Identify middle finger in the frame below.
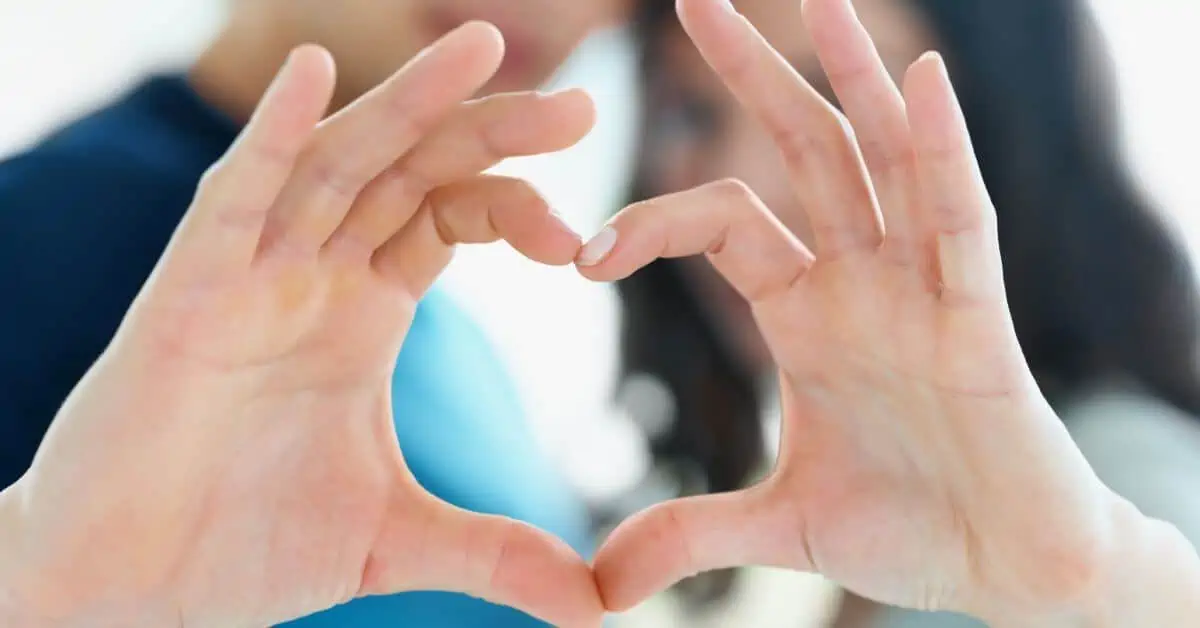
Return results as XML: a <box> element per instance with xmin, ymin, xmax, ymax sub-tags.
<box><xmin>677</xmin><ymin>0</ymin><xmax>883</xmax><ymax>257</ymax></box>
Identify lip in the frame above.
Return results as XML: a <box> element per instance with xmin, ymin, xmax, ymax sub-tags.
<box><xmin>423</xmin><ymin>7</ymin><xmax>538</xmax><ymax>81</ymax></box>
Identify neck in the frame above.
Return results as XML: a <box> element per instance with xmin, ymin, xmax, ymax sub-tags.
<box><xmin>189</xmin><ymin>4</ymin><xmax>303</xmax><ymax>125</ymax></box>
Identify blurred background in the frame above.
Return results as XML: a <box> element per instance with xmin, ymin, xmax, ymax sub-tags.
<box><xmin>2</xmin><ymin>1</ymin><xmax>1198</xmax><ymax>626</ymax></box>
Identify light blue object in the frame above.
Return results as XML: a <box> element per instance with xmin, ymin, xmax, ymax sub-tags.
<box><xmin>282</xmin><ymin>290</ymin><xmax>591</xmax><ymax>627</ymax></box>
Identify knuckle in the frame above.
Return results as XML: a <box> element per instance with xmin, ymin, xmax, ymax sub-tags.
<box><xmin>303</xmin><ymin>153</ymin><xmax>363</xmax><ymax>202</ymax></box>
<box><xmin>771</xmin><ymin>110</ymin><xmax>851</xmax><ymax>169</ymax></box>
<box><xmin>384</xmin><ymin>92</ymin><xmax>439</xmax><ymax>140</ymax></box>
<box><xmin>471</xmin><ymin>120</ymin><xmax>506</xmax><ymax>167</ymax></box>
<box><xmin>861</xmin><ymin>138</ymin><xmax>916</xmax><ymax>177</ymax></box>
<box><xmin>711</xmin><ymin>177</ymin><xmax>758</xmax><ymax>206</ymax></box>
<box><xmin>710</xmin><ymin>178</ymin><xmax>769</xmax><ymax>226</ymax></box>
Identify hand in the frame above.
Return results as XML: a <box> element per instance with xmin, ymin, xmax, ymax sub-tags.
<box><xmin>582</xmin><ymin>0</ymin><xmax>1118</xmax><ymax>620</ymax></box>
<box><xmin>0</xmin><ymin>23</ymin><xmax>603</xmax><ymax>628</ymax></box>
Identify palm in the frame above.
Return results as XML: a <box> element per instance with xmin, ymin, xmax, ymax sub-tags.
<box><xmin>143</xmin><ymin>257</ymin><xmax>416</xmax><ymax>382</ymax></box>
<box><xmin>103</xmin><ymin>263</ymin><xmax>416</xmax><ymax>625</ymax></box>
<box><xmin>757</xmin><ymin>260</ymin><xmax>1075</xmax><ymax>609</ymax></box>
<box><xmin>7</xmin><ymin>30</ymin><xmax>603</xmax><ymax>628</ymax></box>
<box><xmin>593</xmin><ymin>0</ymin><xmax>1114</xmax><ymax>619</ymax></box>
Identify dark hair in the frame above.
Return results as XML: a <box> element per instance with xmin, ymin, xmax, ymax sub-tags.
<box><xmin>615</xmin><ymin>0</ymin><xmax>1200</xmax><ymax>605</ymax></box>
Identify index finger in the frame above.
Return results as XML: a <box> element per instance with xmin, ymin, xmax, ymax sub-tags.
<box><xmin>576</xmin><ymin>179</ymin><xmax>812</xmax><ymax>305</ymax></box>
<box><xmin>260</xmin><ymin>21</ymin><xmax>506</xmax><ymax>255</ymax></box>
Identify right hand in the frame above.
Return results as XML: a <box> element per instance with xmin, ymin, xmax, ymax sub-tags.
<box><xmin>0</xmin><ymin>23</ymin><xmax>603</xmax><ymax>628</ymax></box>
<box><xmin>584</xmin><ymin>0</ymin><xmax>1119</xmax><ymax>622</ymax></box>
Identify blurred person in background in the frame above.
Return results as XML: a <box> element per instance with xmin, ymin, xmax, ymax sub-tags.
<box><xmin>610</xmin><ymin>0</ymin><xmax>1200</xmax><ymax>624</ymax></box>
<box><xmin>0</xmin><ymin>1</ymin><xmax>629</xmax><ymax>626</ymax></box>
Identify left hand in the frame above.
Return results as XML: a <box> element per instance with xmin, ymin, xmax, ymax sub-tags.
<box><xmin>0</xmin><ymin>26</ymin><xmax>603</xmax><ymax>628</ymax></box>
<box><xmin>582</xmin><ymin>0</ymin><xmax>1119</xmax><ymax>621</ymax></box>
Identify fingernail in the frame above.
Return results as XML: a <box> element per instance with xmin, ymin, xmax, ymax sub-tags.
<box><xmin>577</xmin><ymin>226</ymin><xmax>618</xmax><ymax>267</ymax></box>
<box><xmin>714</xmin><ymin>0</ymin><xmax>737</xmax><ymax>14</ymax></box>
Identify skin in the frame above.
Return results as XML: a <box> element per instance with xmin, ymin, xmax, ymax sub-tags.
<box><xmin>1</xmin><ymin>1</ymin><xmax>1198</xmax><ymax>626</ymax></box>
<box><xmin>581</xmin><ymin>0</ymin><xmax>1200</xmax><ymax>624</ymax></box>
<box><xmin>192</xmin><ymin>0</ymin><xmax>631</xmax><ymax>123</ymax></box>
<box><xmin>0</xmin><ymin>25</ymin><xmax>605</xmax><ymax>628</ymax></box>
<box><xmin>642</xmin><ymin>0</ymin><xmax>934</xmax><ymax>370</ymax></box>
<box><xmin>645</xmin><ymin>0</ymin><xmax>930</xmax><ymax>622</ymax></box>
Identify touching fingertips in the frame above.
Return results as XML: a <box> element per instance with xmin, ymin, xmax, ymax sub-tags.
<box><xmin>548</xmin><ymin>209</ymin><xmax>582</xmax><ymax>240</ymax></box>
<box><xmin>576</xmin><ymin>226</ymin><xmax>618</xmax><ymax>267</ymax></box>
<box><xmin>544</xmin><ymin>88</ymin><xmax>597</xmax><ymax>122</ymax></box>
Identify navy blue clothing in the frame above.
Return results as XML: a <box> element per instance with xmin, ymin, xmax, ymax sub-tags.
<box><xmin>0</xmin><ymin>76</ymin><xmax>589</xmax><ymax>626</ymax></box>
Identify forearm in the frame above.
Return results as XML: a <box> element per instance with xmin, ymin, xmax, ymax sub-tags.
<box><xmin>0</xmin><ymin>481</ymin><xmax>179</xmax><ymax>628</ymax></box>
<box><xmin>989</xmin><ymin>497</ymin><xmax>1200</xmax><ymax>627</ymax></box>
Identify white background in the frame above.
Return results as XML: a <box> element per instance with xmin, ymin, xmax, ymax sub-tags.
<box><xmin>2</xmin><ymin>0</ymin><xmax>1198</xmax><ymax>545</ymax></box>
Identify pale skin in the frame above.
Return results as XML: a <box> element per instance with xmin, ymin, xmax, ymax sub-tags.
<box><xmin>579</xmin><ymin>0</ymin><xmax>1200</xmax><ymax>625</ymax></box>
<box><xmin>1</xmin><ymin>1</ymin><xmax>1199</xmax><ymax>628</ymax></box>
<box><xmin>0</xmin><ymin>23</ymin><xmax>605</xmax><ymax>628</ymax></box>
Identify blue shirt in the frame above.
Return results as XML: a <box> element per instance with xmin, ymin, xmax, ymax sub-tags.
<box><xmin>0</xmin><ymin>76</ymin><xmax>589</xmax><ymax>626</ymax></box>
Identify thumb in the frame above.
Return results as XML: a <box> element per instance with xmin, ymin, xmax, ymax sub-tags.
<box><xmin>592</xmin><ymin>482</ymin><xmax>797</xmax><ymax>612</ymax></box>
<box><xmin>363</xmin><ymin>493</ymin><xmax>604</xmax><ymax>627</ymax></box>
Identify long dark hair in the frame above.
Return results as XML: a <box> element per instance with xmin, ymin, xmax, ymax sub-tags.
<box><xmin>615</xmin><ymin>0</ymin><xmax>1200</xmax><ymax>605</ymax></box>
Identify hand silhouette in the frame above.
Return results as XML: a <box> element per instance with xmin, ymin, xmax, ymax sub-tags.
<box><xmin>1</xmin><ymin>23</ymin><xmax>603</xmax><ymax>628</ymax></box>
<box><xmin>584</xmin><ymin>0</ymin><xmax>1116</xmax><ymax>621</ymax></box>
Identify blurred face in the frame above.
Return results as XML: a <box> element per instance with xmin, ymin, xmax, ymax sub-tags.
<box><xmin>642</xmin><ymin>0</ymin><xmax>934</xmax><ymax>370</ymax></box>
<box><xmin>288</xmin><ymin>0</ymin><xmax>630</xmax><ymax>99</ymax></box>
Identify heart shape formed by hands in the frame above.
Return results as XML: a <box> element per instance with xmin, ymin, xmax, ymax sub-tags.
<box><xmin>0</xmin><ymin>1</ymin><xmax>1140</xmax><ymax>627</ymax></box>
<box><xmin>581</xmin><ymin>1</ymin><xmax>1117</xmax><ymax>623</ymax></box>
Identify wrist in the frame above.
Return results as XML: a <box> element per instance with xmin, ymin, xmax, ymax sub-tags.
<box><xmin>984</xmin><ymin>494</ymin><xmax>1200</xmax><ymax>627</ymax></box>
<box><xmin>0</xmin><ymin>482</ymin><xmax>85</xmax><ymax>627</ymax></box>
<box><xmin>0</xmin><ymin>483</ymin><xmax>37</xmax><ymax>626</ymax></box>
<box><xmin>0</xmin><ymin>481</ymin><xmax>186</xmax><ymax>628</ymax></box>
<box><xmin>1073</xmin><ymin>499</ymin><xmax>1200</xmax><ymax>627</ymax></box>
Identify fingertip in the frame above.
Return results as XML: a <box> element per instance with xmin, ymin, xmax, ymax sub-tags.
<box><xmin>487</xmin><ymin>523</ymin><xmax>606</xmax><ymax>626</ymax></box>
<box><xmin>798</xmin><ymin>0</ymin><xmax>826</xmax><ymax>21</ymax></box>
<box><xmin>904</xmin><ymin>50</ymin><xmax>969</xmax><ymax>145</ymax></box>
<box><xmin>290</xmin><ymin>44</ymin><xmax>338</xmax><ymax>106</ymax></box>
<box><xmin>457</xmin><ymin>19</ymin><xmax>506</xmax><ymax>53</ymax></box>
<box><xmin>903</xmin><ymin>51</ymin><xmax>946</xmax><ymax>97</ymax></box>
<box><xmin>538</xmin><ymin>88</ymin><xmax>598</xmax><ymax>147</ymax></box>
<box><xmin>679</xmin><ymin>0</ymin><xmax>742</xmax><ymax>32</ymax></box>
<box><xmin>445</xmin><ymin>20</ymin><xmax>506</xmax><ymax>79</ymax></box>
<box><xmin>801</xmin><ymin>0</ymin><xmax>862</xmax><ymax>47</ymax></box>
<box><xmin>552</xmin><ymin>88</ymin><xmax>599</xmax><ymax>136</ymax></box>
<box><xmin>592</xmin><ymin>506</ymin><xmax>691</xmax><ymax>612</ymax></box>
<box><xmin>532</xmin><ymin>210</ymin><xmax>585</xmax><ymax>266</ymax></box>
<box><xmin>256</xmin><ymin>44</ymin><xmax>335</xmax><ymax>124</ymax></box>
<box><xmin>289</xmin><ymin>43</ymin><xmax>336</xmax><ymax>78</ymax></box>
<box><xmin>575</xmin><ymin>226</ymin><xmax>618</xmax><ymax>269</ymax></box>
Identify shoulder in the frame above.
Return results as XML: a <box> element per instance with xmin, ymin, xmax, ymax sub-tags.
<box><xmin>0</xmin><ymin>84</ymin><xmax>215</xmax><ymax>266</ymax></box>
<box><xmin>0</xmin><ymin>127</ymin><xmax>198</xmax><ymax>215</ymax></box>
<box><xmin>0</xmin><ymin>76</ymin><xmax>224</xmax><ymax>217</ymax></box>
